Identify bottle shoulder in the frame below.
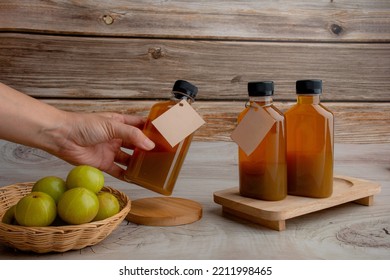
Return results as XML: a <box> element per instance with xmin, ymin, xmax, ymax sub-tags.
<box><xmin>151</xmin><ymin>99</ymin><xmax>175</xmax><ymax>109</ymax></box>
<box><xmin>148</xmin><ymin>100</ymin><xmax>176</xmax><ymax>119</ymax></box>
<box><xmin>319</xmin><ymin>104</ymin><xmax>334</xmax><ymax>117</ymax></box>
<box><xmin>285</xmin><ymin>103</ymin><xmax>333</xmax><ymax>119</ymax></box>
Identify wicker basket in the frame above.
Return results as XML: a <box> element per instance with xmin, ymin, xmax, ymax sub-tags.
<box><xmin>0</xmin><ymin>182</ymin><xmax>131</xmax><ymax>253</ymax></box>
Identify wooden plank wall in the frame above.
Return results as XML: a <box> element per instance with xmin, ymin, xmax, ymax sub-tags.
<box><xmin>0</xmin><ymin>0</ymin><xmax>389</xmax><ymax>143</ymax></box>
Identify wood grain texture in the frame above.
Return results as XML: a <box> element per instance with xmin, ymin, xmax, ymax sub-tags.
<box><xmin>0</xmin><ymin>141</ymin><xmax>389</xmax><ymax>259</ymax></box>
<box><xmin>39</xmin><ymin>99</ymin><xmax>390</xmax><ymax>144</ymax></box>
<box><xmin>1</xmin><ymin>33</ymin><xmax>389</xmax><ymax>101</ymax></box>
<box><xmin>0</xmin><ymin>0</ymin><xmax>389</xmax><ymax>42</ymax></box>
<box><xmin>126</xmin><ymin>197</ymin><xmax>202</xmax><ymax>226</ymax></box>
<box><xmin>0</xmin><ymin>0</ymin><xmax>388</xmax><ymax>260</ymax></box>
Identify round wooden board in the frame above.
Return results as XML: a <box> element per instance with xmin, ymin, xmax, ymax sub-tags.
<box><xmin>126</xmin><ymin>197</ymin><xmax>202</xmax><ymax>226</ymax></box>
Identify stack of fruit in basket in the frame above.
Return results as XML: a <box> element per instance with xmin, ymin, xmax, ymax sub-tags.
<box><xmin>2</xmin><ymin>165</ymin><xmax>120</xmax><ymax>226</ymax></box>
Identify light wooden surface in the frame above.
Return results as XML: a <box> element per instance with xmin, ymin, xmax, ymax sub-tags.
<box><xmin>0</xmin><ymin>140</ymin><xmax>389</xmax><ymax>260</ymax></box>
<box><xmin>0</xmin><ymin>33</ymin><xmax>389</xmax><ymax>101</ymax></box>
<box><xmin>0</xmin><ymin>0</ymin><xmax>389</xmax><ymax>41</ymax></box>
<box><xmin>1</xmin><ymin>0</ymin><xmax>389</xmax><ymax>101</ymax></box>
<box><xmin>0</xmin><ymin>0</ymin><xmax>389</xmax><ymax>145</ymax></box>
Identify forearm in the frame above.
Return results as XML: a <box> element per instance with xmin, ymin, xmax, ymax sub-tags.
<box><xmin>0</xmin><ymin>83</ymin><xmax>69</xmax><ymax>153</ymax></box>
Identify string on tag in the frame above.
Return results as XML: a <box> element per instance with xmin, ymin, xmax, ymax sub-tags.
<box><xmin>245</xmin><ymin>100</ymin><xmax>273</xmax><ymax>109</ymax></box>
<box><xmin>172</xmin><ymin>91</ymin><xmax>195</xmax><ymax>103</ymax></box>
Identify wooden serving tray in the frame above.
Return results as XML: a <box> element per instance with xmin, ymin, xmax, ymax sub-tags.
<box><xmin>213</xmin><ymin>175</ymin><xmax>381</xmax><ymax>231</ymax></box>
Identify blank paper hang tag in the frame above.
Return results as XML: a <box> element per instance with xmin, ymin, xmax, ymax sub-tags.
<box><xmin>230</xmin><ymin>105</ymin><xmax>276</xmax><ymax>156</ymax></box>
<box><xmin>152</xmin><ymin>100</ymin><xmax>205</xmax><ymax>147</ymax></box>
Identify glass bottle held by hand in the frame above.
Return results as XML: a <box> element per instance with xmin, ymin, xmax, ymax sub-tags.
<box><xmin>124</xmin><ymin>80</ymin><xmax>198</xmax><ymax>195</ymax></box>
<box><xmin>238</xmin><ymin>81</ymin><xmax>287</xmax><ymax>201</ymax></box>
<box><xmin>285</xmin><ymin>80</ymin><xmax>334</xmax><ymax>198</ymax></box>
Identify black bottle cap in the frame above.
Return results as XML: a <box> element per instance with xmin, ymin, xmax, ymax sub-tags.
<box><xmin>172</xmin><ymin>80</ymin><xmax>198</xmax><ymax>99</ymax></box>
<box><xmin>296</xmin><ymin>80</ymin><xmax>322</xmax><ymax>94</ymax></box>
<box><xmin>247</xmin><ymin>81</ymin><xmax>274</xmax><ymax>96</ymax></box>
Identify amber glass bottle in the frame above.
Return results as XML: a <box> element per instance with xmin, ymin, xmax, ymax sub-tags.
<box><xmin>124</xmin><ymin>80</ymin><xmax>198</xmax><ymax>195</ymax></box>
<box><xmin>285</xmin><ymin>80</ymin><xmax>334</xmax><ymax>198</ymax></box>
<box><xmin>238</xmin><ymin>81</ymin><xmax>287</xmax><ymax>201</ymax></box>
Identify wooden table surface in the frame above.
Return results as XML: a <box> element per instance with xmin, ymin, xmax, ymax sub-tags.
<box><xmin>0</xmin><ymin>140</ymin><xmax>389</xmax><ymax>260</ymax></box>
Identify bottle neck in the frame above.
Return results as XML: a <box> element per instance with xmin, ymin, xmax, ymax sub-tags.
<box><xmin>248</xmin><ymin>96</ymin><xmax>273</xmax><ymax>106</ymax></box>
<box><xmin>297</xmin><ymin>94</ymin><xmax>320</xmax><ymax>105</ymax></box>
<box><xmin>171</xmin><ymin>92</ymin><xmax>195</xmax><ymax>104</ymax></box>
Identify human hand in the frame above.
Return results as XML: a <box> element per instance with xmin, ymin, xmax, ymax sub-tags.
<box><xmin>52</xmin><ymin>111</ymin><xmax>155</xmax><ymax>180</ymax></box>
<box><xmin>0</xmin><ymin>82</ymin><xmax>155</xmax><ymax>180</ymax></box>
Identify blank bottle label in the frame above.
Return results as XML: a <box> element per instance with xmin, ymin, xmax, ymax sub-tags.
<box><xmin>231</xmin><ymin>105</ymin><xmax>276</xmax><ymax>156</ymax></box>
<box><xmin>152</xmin><ymin>100</ymin><xmax>205</xmax><ymax>147</ymax></box>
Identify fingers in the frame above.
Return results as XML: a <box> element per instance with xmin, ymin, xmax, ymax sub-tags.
<box><xmin>99</xmin><ymin>112</ymin><xmax>147</xmax><ymax>129</ymax></box>
<box><xmin>121</xmin><ymin>114</ymin><xmax>148</xmax><ymax>129</ymax></box>
<box><xmin>114</xmin><ymin>122</ymin><xmax>155</xmax><ymax>151</ymax></box>
<box><xmin>97</xmin><ymin>112</ymin><xmax>155</xmax><ymax>151</ymax></box>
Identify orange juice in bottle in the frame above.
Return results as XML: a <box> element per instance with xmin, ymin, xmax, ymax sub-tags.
<box><xmin>124</xmin><ymin>80</ymin><xmax>198</xmax><ymax>195</ymax></box>
<box><xmin>285</xmin><ymin>80</ymin><xmax>334</xmax><ymax>198</ymax></box>
<box><xmin>238</xmin><ymin>81</ymin><xmax>287</xmax><ymax>201</ymax></box>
